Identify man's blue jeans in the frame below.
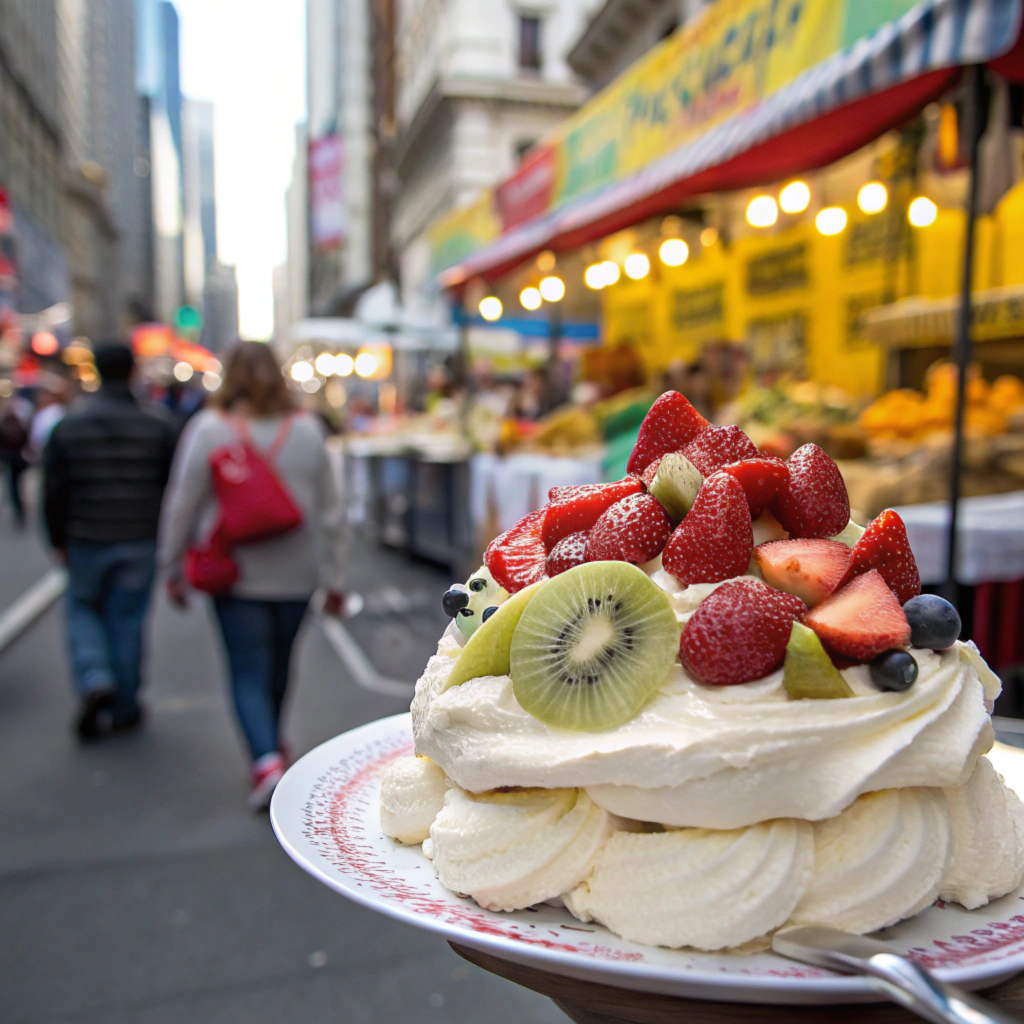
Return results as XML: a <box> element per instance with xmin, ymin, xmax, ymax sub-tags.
<box><xmin>65</xmin><ymin>540</ymin><xmax>157</xmax><ymax>723</ymax></box>
<box><xmin>212</xmin><ymin>595</ymin><xmax>309</xmax><ymax>761</ymax></box>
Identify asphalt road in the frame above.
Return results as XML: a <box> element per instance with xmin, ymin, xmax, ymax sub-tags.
<box><xmin>0</xmin><ymin>513</ymin><xmax>564</xmax><ymax>1024</ymax></box>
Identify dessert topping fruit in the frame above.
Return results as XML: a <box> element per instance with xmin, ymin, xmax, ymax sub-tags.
<box><xmin>783</xmin><ymin>622</ymin><xmax>855</xmax><ymax>699</ymax></box>
<box><xmin>842</xmin><ymin>509</ymin><xmax>922</xmax><ymax>605</ymax></box>
<box><xmin>626</xmin><ymin>391</ymin><xmax>711</xmax><ymax>476</ymax></box>
<box><xmin>718</xmin><ymin>456</ymin><xmax>789</xmax><ymax>519</ymax></box>
<box><xmin>510</xmin><ymin>561</ymin><xmax>680</xmax><ymax>731</ymax></box>
<box><xmin>662</xmin><ymin>472</ymin><xmax>753</xmax><ymax>585</ymax></box>
<box><xmin>584</xmin><ymin>492</ymin><xmax>673</xmax><ymax>565</ymax></box>
<box><xmin>803</xmin><ymin>570</ymin><xmax>911</xmax><ymax>662</ymax></box>
<box><xmin>903</xmin><ymin>594</ymin><xmax>962</xmax><ymax>650</ymax></box>
<box><xmin>679</xmin><ymin>577</ymin><xmax>807</xmax><ymax>686</ymax></box>
<box><xmin>869</xmin><ymin>649</ymin><xmax>919</xmax><ymax>692</ymax></box>
<box><xmin>752</xmin><ymin>538</ymin><xmax>851</xmax><ymax>607</ymax></box>
<box><xmin>542</xmin><ymin>478</ymin><xmax>642</xmax><ymax>550</ymax></box>
<box><xmin>485</xmin><ymin>507</ymin><xmax>549</xmax><ymax>593</ymax></box>
<box><xmin>441</xmin><ymin>584</ymin><xmax>469</xmax><ymax>619</ymax></box>
<box><xmin>641</xmin><ymin>452</ymin><xmax>703</xmax><ymax>522</ymax></box>
<box><xmin>770</xmin><ymin>443</ymin><xmax>850</xmax><ymax>539</ymax></box>
<box><xmin>546</xmin><ymin>531</ymin><xmax>589</xmax><ymax>577</ymax></box>
<box><xmin>444</xmin><ymin>579</ymin><xmax>546</xmax><ymax>690</ymax></box>
<box><xmin>680</xmin><ymin>424</ymin><xmax>760</xmax><ymax>478</ymax></box>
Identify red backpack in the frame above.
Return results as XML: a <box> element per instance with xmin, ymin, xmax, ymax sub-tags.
<box><xmin>186</xmin><ymin>416</ymin><xmax>304</xmax><ymax>594</ymax></box>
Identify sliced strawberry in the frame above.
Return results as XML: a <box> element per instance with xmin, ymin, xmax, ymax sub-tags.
<box><xmin>545</xmin><ymin>531</ymin><xmax>589</xmax><ymax>577</ymax></box>
<box><xmin>484</xmin><ymin>507</ymin><xmax>548</xmax><ymax>593</ymax></box>
<box><xmin>770</xmin><ymin>443</ymin><xmax>850</xmax><ymax>539</ymax></box>
<box><xmin>541</xmin><ymin>477</ymin><xmax>641</xmax><ymax>550</ymax></box>
<box><xmin>584</xmin><ymin>492</ymin><xmax>672</xmax><ymax>565</ymax></box>
<box><xmin>680</xmin><ymin>577</ymin><xmax>807</xmax><ymax>686</ymax></box>
<box><xmin>662</xmin><ymin>472</ymin><xmax>753</xmax><ymax>585</ymax></box>
<box><xmin>842</xmin><ymin>509</ymin><xmax>922</xmax><ymax>605</ymax></box>
<box><xmin>719</xmin><ymin>457</ymin><xmax>789</xmax><ymax>518</ymax></box>
<box><xmin>753</xmin><ymin>538</ymin><xmax>851</xmax><ymax>607</ymax></box>
<box><xmin>680</xmin><ymin>425</ymin><xmax>760</xmax><ymax>478</ymax></box>
<box><xmin>626</xmin><ymin>391</ymin><xmax>710</xmax><ymax>476</ymax></box>
<box><xmin>803</xmin><ymin>570</ymin><xmax>911</xmax><ymax>662</ymax></box>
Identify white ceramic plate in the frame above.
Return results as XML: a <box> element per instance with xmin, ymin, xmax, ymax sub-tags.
<box><xmin>271</xmin><ymin>713</ymin><xmax>1024</xmax><ymax>1004</ymax></box>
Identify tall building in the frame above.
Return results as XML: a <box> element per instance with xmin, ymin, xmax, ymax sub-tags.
<box><xmin>0</xmin><ymin>0</ymin><xmax>69</xmax><ymax>319</ymax></box>
<box><xmin>278</xmin><ymin>121</ymin><xmax>309</xmax><ymax>340</ymax></box>
<box><xmin>201</xmin><ymin>260</ymin><xmax>239</xmax><ymax>353</ymax></box>
<box><xmin>305</xmin><ymin>0</ymin><xmax>373</xmax><ymax>314</ymax></box>
<box><xmin>182</xmin><ymin>98</ymin><xmax>218</xmax><ymax>307</ymax></box>
<box><xmin>392</xmin><ymin>0</ymin><xmax>591</xmax><ymax>320</ymax></box>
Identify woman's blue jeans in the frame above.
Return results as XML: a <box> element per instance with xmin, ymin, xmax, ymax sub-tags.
<box><xmin>212</xmin><ymin>595</ymin><xmax>309</xmax><ymax>761</ymax></box>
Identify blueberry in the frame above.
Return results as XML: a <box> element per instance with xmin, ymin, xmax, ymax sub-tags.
<box><xmin>441</xmin><ymin>586</ymin><xmax>470</xmax><ymax>618</ymax></box>
<box><xmin>903</xmin><ymin>594</ymin><xmax>961</xmax><ymax>650</ymax></box>
<box><xmin>870</xmin><ymin>650</ymin><xmax>919</xmax><ymax>692</ymax></box>
<box><xmin>481</xmin><ymin>606</ymin><xmax>499</xmax><ymax>623</ymax></box>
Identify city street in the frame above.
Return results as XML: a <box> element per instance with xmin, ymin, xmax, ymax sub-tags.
<box><xmin>0</xmin><ymin>508</ymin><xmax>564</xmax><ymax>1024</ymax></box>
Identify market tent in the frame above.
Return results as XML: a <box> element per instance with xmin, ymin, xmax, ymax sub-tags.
<box><xmin>439</xmin><ymin>0</ymin><xmax>1024</xmax><ymax>289</ymax></box>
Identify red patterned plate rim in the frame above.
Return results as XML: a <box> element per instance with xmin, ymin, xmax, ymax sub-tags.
<box><xmin>271</xmin><ymin>714</ymin><xmax>1024</xmax><ymax>1003</ymax></box>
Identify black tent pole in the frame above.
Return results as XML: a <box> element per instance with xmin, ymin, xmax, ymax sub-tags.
<box><xmin>943</xmin><ymin>64</ymin><xmax>985</xmax><ymax>606</ymax></box>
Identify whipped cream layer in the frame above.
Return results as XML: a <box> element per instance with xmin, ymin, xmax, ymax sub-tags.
<box><xmin>564</xmin><ymin>818</ymin><xmax>814</xmax><ymax>951</ymax></box>
<box><xmin>379</xmin><ymin>755</ymin><xmax>449</xmax><ymax>844</ymax></box>
<box><xmin>427</xmin><ymin>786</ymin><xmax>611</xmax><ymax>912</ymax></box>
<box><xmin>414</xmin><ymin>634</ymin><xmax>995</xmax><ymax>829</ymax></box>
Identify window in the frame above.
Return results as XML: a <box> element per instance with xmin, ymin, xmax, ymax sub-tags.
<box><xmin>518</xmin><ymin>15</ymin><xmax>542</xmax><ymax>72</ymax></box>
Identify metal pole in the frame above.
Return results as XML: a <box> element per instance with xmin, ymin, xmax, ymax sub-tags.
<box><xmin>944</xmin><ymin>65</ymin><xmax>985</xmax><ymax>604</ymax></box>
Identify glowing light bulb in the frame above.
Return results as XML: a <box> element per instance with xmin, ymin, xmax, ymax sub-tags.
<box><xmin>314</xmin><ymin>352</ymin><xmax>337</xmax><ymax>375</ymax></box>
<box><xmin>624</xmin><ymin>253</ymin><xmax>650</xmax><ymax>280</ymax></box>
<box><xmin>354</xmin><ymin>352</ymin><xmax>378</xmax><ymax>378</ymax></box>
<box><xmin>658</xmin><ymin>238</ymin><xmax>689</xmax><ymax>267</ymax></box>
<box><xmin>908</xmin><ymin>196</ymin><xmax>937</xmax><ymax>227</ymax></box>
<box><xmin>519</xmin><ymin>286</ymin><xmax>542</xmax><ymax>310</ymax></box>
<box><xmin>857</xmin><ymin>181</ymin><xmax>888</xmax><ymax>214</ymax></box>
<box><xmin>290</xmin><ymin>361</ymin><xmax>314</xmax><ymax>382</ymax></box>
<box><xmin>202</xmin><ymin>371</ymin><xmax>221</xmax><ymax>391</ymax></box>
<box><xmin>335</xmin><ymin>353</ymin><xmax>355</xmax><ymax>376</ymax></box>
<box><xmin>479</xmin><ymin>296</ymin><xmax>502</xmax><ymax>321</ymax></box>
<box><xmin>584</xmin><ymin>263</ymin><xmax>606</xmax><ymax>289</ymax></box>
<box><xmin>746</xmin><ymin>195</ymin><xmax>779</xmax><ymax>228</ymax></box>
<box><xmin>779</xmin><ymin>181</ymin><xmax>810</xmax><ymax>214</ymax></box>
<box><xmin>700</xmin><ymin>227</ymin><xmax>718</xmax><ymax>247</ymax></box>
<box><xmin>173</xmin><ymin>361</ymin><xmax>194</xmax><ymax>382</ymax></box>
<box><xmin>539</xmin><ymin>275</ymin><xmax>565</xmax><ymax>302</ymax></box>
<box><xmin>815</xmin><ymin>206</ymin><xmax>848</xmax><ymax>236</ymax></box>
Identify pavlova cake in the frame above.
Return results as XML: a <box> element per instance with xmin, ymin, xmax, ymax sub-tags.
<box><xmin>379</xmin><ymin>391</ymin><xmax>1024</xmax><ymax>951</ymax></box>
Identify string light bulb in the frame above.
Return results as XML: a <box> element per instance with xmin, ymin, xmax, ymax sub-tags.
<box><xmin>779</xmin><ymin>181</ymin><xmax>811</xmax><ymax>214</ymax></box>
<box><xmin>658</xmin><ymin>238</ymin><xmax>689</xmax><ymax>266</ymax></box>
<box><xmin>519</xmin><ymin>286</ymin><xmax>542</xmax><ymax>310</ymax></box>
<box><xmin>908</xmin><ymin>196</ymin><xmax>938</xmax><ymax>227</ymax></box>
<box><xmin>479</xmin><ymin>296</ymin><xmax>503</xmax><ymax>321</ymax></box>
<box><xmin>857</xmin><ymin>181</ymin><xmax>888</xmax><ymax>214</ymax></box>
<box><xmin>815</xmin><ymin>206</ymin><xmax>848</xmax><ymax>235</ymax></box>
<box><xmin>539</xmin><ymin>275</ymin><xmax>565</xmax><ymax>302</ymax></box>
<box><xmin>624</xmin><ymin>253</ymin><xmax>650</xmax><ymax>280</ymax></box>
<box><xmin>746</xmin><ymin>195</ymin><xmax>779</xmax><ymax>228</ymax></box>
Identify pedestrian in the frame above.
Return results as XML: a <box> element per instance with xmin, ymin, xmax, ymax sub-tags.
<box><xmin>43</xmin><ymin>342</ymin><xmax>179</xmax><ymax>740</ymax></box>
<box><xmin>27</xmin><ymin>373</ymin><xmax>70</xmax><ymax>463</ymax></box>
<box><xmin>0</xmin><ymin>391</ymin><xmax>30</xmax><ymax>527</ymax></box>
<box><xmin>158</xmin><ymin>341</ymin><xmax>347</xmax><ymax>810</ymax></box>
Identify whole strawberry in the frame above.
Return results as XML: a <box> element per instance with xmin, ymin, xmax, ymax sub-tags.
<box><xmin>770</xmin><ymin>443</ymin><xmax>850</xmax><ymax>539</ymax></box>
<box><xmin>542</xmin><ymin>477</ymin><xmax>642</xmax><ymax>550</ymax></box>
<box><xmin>545</xmin><ymin>531</ymin><xmax>589</xmax><ymax>577</ymax></box>
<box><xmin>718</xmin><ymin>456</ymin><xmax>789</xmax><ymax>519</ymax></box>
<box><xmin>680</xmin><ymin>577</ymin><xmax>807</xmax><ymax>685</ymax></box>
<box><xmin>662</xmin><ymin>472</ymin><xmax>753</xmax><ymax>585</ymax></box>
<box><xmin>681</xmin><ymin>425</ymin><xmax>760</xmax><ymax>478</ymax></box>
<box><xmin>485</xmin><ymin>507</ymin><xmax>548</xmax><ymax>593</ymax></box>
<box><xmin>841</xmin><ymin>509</ymin><xmax>921</xmax><ymax>604</ymax></box>
<box><xmin>626</xmin><ymin>391</ymin><xmax>710</xmax><ymax>476</ymax></box>
<box><xmin>584</xmin><ymin>492</ymin><xmax>672</xmax><ymax>564</ymax></box>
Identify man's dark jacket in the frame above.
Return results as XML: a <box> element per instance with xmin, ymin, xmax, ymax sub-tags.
<box><xmin>43</xmin><ymin>382</ymin><xmax>179</xmax><ymax>549</ymax></box>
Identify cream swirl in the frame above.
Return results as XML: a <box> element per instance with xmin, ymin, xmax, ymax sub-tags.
<box><xmin>427</xmin><ymin>787</ymin><xmax>611</xmax><ymax>912</ymax></box>
<box><xmin>791</xmin><ymin>787</ymin><xmax>951</xmax><ymax>934</ymax></box>
<box><xmin>940</xmin><ymin>756</ymin><xmax>1024</xmax><ymax>910</ymax></box>
<box><xmin>564</xmin><ymin>818</ymin><xmax>813</xmax><ymax>950</ymax></box>
<box><xmin>413</xmin><ymin>639</ymin><xmax>994</xmax><ymax>829</ymax></box>
<box><xmin>379</xmin><ymin>755</ymin><xmax>449</xmax><ymax>844</ymax></box>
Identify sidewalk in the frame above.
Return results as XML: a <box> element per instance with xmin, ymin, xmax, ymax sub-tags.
<box><xmin>0</xmin><ymin>527</ymin><xmax>563</xmax><ymax>1024</ymax></box>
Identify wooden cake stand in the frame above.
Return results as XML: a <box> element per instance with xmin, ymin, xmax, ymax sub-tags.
<box><xmin>451</xmin><ymin>943</ymin><xmax>1024</xmax><ymax>1023</ymax></box>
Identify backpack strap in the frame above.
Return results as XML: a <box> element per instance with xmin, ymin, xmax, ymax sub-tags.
<box><xmin>224</xmin><ymin>413</ymin><xmax>293</xmax><ymax>463</ymax></box>
<box><xmin>267</xmin><ymin>415</ymin><xmax>293</xmax><ymax>462</ymax></box>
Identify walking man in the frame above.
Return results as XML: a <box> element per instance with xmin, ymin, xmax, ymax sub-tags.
<box><xmin>43</xmin><ymin>342</ymin><xmax>179</xmax><ymax>740</ymax></box>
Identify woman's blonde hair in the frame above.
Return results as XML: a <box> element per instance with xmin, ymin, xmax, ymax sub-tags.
<box><xmin>214</xmin><ymin>341</ymin><xmax>296</xmax><ymax>416</ymax></box>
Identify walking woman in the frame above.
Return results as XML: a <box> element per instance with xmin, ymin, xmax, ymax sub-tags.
<box><xmin>159</xmin><ymin>342</ymin><xmax>346</xmax><ymax>809</ymax></box>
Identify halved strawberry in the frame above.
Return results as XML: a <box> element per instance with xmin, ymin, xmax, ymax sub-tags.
<box><xmin>680</xmin><ymin>577</ymin><xmax>807</xmax><ymax>685</ymax></box>
<box><xmin>545</xmin><ymin>531</ymin><xmax>589</xmax><ymax>577</ymax></box>
<box><xmin>541</xmin><ymin>477</ymin><xmax>642</xmax><ymax>550</ymax></box>
<box><xmin>770</xmin><ymin>443</ymin><xmax>850</xmax><ymax>539</ymax></box>
<box><xmin>719</xmin><ymin>457</ymin><xmax>789</xmax><ymax>518</ymax></box>
<box><xmin>626</xmin><ymin>391</ymin><xmax>710</xmax><ymax>476</ymax></box>
<box><xmin>681</xmin><ymin>425</ymin><xmax>760</xmax><ymax>478</ymax></box>
<box><xmin>584</xmin><ymin>492</ymin><xmax>672</xmax><ymax>565</ymax></box>
<box><xmin>753</xmin><ymin>538</ymin><xmax>851</xmax><ymax>607</ymax></box>
<box><xmin>803</xmin><ymin>570</ymin><xmax>911</xmax><ymax>662</ymax></box>
<box><xmin>662</xmin><ymin>472</ymin><xmax>753</xmax><ymax>585</ymax></box>
<box><xmin>842</xmin><ymin>509</ymin><xmax>921</xmax><ymax>605</ymax></box>
<box><xmin>484</xmin><ymin>508</ymin><xmax>548</xmax><ymax>593</ymax></box>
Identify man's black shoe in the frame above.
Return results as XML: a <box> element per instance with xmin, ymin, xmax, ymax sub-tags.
<box><xmin>111</xmin><ymin>704</ymin><xmax>145</xmax><ymax>734</ymax></box>
<box><xmin>75</xmin><ymin>689</ymin><xmax>114</xmax><ymax>741</ymax></box>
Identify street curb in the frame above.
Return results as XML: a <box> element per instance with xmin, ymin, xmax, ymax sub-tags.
<box><xmin>0</xmin><ymin>568</ymin><xmax>67</xmax><ymax>653</ymax></box>
<box><xmin>315</xmin><ymin>614</ymin><xmax>415</xmax><ymax>698</ymax></box>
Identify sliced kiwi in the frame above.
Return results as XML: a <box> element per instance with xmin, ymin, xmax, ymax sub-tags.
<box><xmin>510</xmin><ymin>561</ymin><xmax>680</xmax><ymax>731</ymax></box>
<box><xmin>647</xmin><ymin>453</ymin><xmax>703</xmax><ymax>522</ymax></box>
<box><xmin>783</xmin><ymin>622</ymin><xmax>855</xmax><ymax>699</ymax></box>
<box><xmin>443</xmin><ymin>579</ymin><xmax>545</xmax><ymax>690</ymax></box>
<box><xmin>829</xmin><ymin>520</ymin><xmax>866</xmax><ymax>548</ymax></box>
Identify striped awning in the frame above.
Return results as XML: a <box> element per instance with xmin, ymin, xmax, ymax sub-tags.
<box><xmin>440</xmin><ymin>0</ymin><xmax>1024</xmax><ymax>289</ymax></box>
